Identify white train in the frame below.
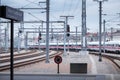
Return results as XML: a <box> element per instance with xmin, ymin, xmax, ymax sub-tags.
<box><xmin>88</xmin><ymin>41</ymin><xmax>120</xmax><ymax>53</ymax></box>
<box><xmin>28</xmin><ymin>40</ymin><xmax>120</xmax><ymax>53</ymax></box>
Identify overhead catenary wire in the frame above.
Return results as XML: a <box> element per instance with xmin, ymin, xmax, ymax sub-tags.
<box><xmin>21</xmin><ymin>0</ymin><xmax>39</xmax><ymax>8</ymax></box>
<box><xmin>62</xmin><ymin>0</ymin><xmax>67</xmax><ymax>15</ymax></box>
<box><xmin>71</xmin><ymin>0</ymin><xmax>80</xmax><ymax>16</ymax></box>
<box><xmin>106</xmin><ymin>16</ymin><xmax>119</xmax><ymax>22</ymax></box>
<box><xmin>68</xmin><ymin>0</ymin><xmax>74</xmax><ymax>15</ymax></box>
<box><xmin>27</xmin><ymin>12</ymin><xmax>43</xmax><ymax>22</ymax></box>
<box><xmin>27</xmin><ymin>0</ymin><xmax>41</xmax><ymax>6</ymax></box>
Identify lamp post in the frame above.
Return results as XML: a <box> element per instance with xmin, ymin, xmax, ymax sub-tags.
<box><xmin>93</xmin><ymin>0</ymin><xmax>108</xmax><ymax>61</ymax></box>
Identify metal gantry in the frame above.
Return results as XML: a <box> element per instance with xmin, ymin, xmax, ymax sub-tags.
<box><xmin>60</xmin><ymin>16</ymin><xmax>74</xmax><ymax>55</ymax></box>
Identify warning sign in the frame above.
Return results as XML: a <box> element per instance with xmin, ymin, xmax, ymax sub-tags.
<box><xmin>54</xmin><ymin>55</ymin><xmax>62</xmax><ymax>64</ymax></box>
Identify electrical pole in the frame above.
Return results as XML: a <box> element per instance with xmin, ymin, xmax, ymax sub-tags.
<box><xmin>0</xmin><ymin>26</ymin><xmax>1</xmax><ymax>49</ymax></box>
<box><xmin>60</xmin><ymin>16</ymin><xmax>74</xmax><ymax>55</ymax></box>
<box><xmin>117</xmin><ymin>13</ymin><xmax>120</xmax><ymax>26</ymax></box>
<box><xmin>0</xmin><ymin>0</ymin><xmax>1</xmax><ymax>49</ymax></box>
<box><xmin>81</xmin><ymin>0</ymin><xmax>87</xmax><ymax>51</ymax></box>
<box><xmin>99</xmin><ymin>1</ymin><xmax>102</xmax><ymax>61</ymax></box>
<box><xmin>46</xmin><ymin>0</ymin><xmax>50</xmax><ymax>63</ymax></box>
<box><xmin>111</xmin><ymin>27</ymin><xmax>113</xmax><ymax>41</ymax></box>
<box><xmin>25</xmin><ymin>32</ymin><xmax>28</xmax><ymax>51</ymax></box>
<box><xmin>93</xmin><ymin>0</ymin><xmax>108</xmax><ymax>61</ymax></box>
<box><xmin>18</xmin><ymin>28</ymin><xmax>20</xmax><ymax>53</ymax></box>
<box><xmin>41</xmin><ymin>21</ymin><xmax>43</xmax><ymax>43</ymax></box>
<box><xmin>63</xmin><ymin>22</ymin><xmax>66</xmax><ymax>56</ymax></box>
<box><xmin>51</xmin><ymin>28</ymin><xmax>53</xmax><ymax>42</ymax></box>
<box><xmin>38</xmin><ymin>27</ymin><xmax>41</xmax><ymax>52</ymax></box>
<box><xmin>103</xmin><ymin>20</ymin><xmax>106</xmax><ymax>53</ymax></box>
<box><xmin>18</xmin><ymin>23</ymin><xmax>23</xmax><ymax>53</ymax></box>
<box><xmin>57</xmin><ymin>32</ymin><xmax>58</xmax><ymax>52</ymax></box>
<box><xmin>5</xmin><ymin>27</ymin><xmax>8</xmax><ymax>52</ymax></box>
<box><xmin>117</xmin><ymin>13</ymin><xmax>120</xmax><ymax>18</ymax></box>
<box><xmin>76</xmin><ymin>26</ymin><xmax>78</xmax><ymax>51</ymax></box>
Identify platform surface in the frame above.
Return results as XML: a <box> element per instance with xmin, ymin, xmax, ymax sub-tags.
<box><xmin>0</xmin><ymin>51</ymin><xmax>120</xmax><ymax>80</ymax></box>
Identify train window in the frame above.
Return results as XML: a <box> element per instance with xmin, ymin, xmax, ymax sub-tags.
<box><xmin>110</xmin><ymin>44</ymin><xmax>114</xmax><ymax>46</ymax></box>
<box><xmin>115</xmin><ymin>44</ymin><xmax>118</xmax><ymax>47</ymax></box>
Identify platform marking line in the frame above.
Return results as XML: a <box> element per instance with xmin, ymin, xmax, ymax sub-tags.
<box><xmin>89</xmin><ymin>55</ymin><xmax>97</xmax><ymax>74</ymax></box>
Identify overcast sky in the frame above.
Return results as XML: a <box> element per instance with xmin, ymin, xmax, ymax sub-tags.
<box><xmin>1</xmin><ymin>0</ymin><xmax>120</xmax><ymax>32</ymax></box>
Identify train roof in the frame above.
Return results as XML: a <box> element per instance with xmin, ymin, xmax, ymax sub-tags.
<box><xmin>88</xmin><ymin>40</ymin><xmax>120</xmax><ymax>45</ymax></box>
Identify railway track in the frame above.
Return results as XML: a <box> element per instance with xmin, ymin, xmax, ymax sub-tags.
<box><xmin>89</xmin><ymin>52</ymin><xmax>120</xmax><ymax>69</ymax></box>
<box><xmin>0</xmin><ymin>50</ymin><xmax>63</xmax><ymax>71</ymax></box>
<box><xmin>0</xmin><ymin>50</ymin><xmax>37</xmax><ymax>62</ymax></box>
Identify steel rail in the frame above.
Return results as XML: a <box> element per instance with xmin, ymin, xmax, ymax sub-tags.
<box><xmin>0</xmin><ymin>50</ymin><xmax>63</xmax><ymax>71</ymax></box>
<box><xmin>89</xmin><ymin>52</ymin><xmax>120</xmax><ymax>69</ymax></box>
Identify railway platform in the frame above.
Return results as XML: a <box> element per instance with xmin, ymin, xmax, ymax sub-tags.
<box><xmin>0</xmin><ymin>51</ymin><xmax>120</xmax><ymax>80</ymax></box>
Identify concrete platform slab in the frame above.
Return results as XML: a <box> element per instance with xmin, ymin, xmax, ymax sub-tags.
<box><xmin>0</xmin><ymin>73</ymin><xmax>105</xmax><ymax>80</ymax></box>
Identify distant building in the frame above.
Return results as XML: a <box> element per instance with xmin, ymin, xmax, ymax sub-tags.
<box><xmin>112</xmin><ymin>31</ymin><xmax>120</xmax><ymax>41</ymax></box>
<box><xmin>87</xmin><ymin>30</ymin><xmax>120</xmax><ymax>42</ymax></box>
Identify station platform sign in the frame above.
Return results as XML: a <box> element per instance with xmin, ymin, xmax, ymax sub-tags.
<box><xmin>0</xmin><ymin>6</ymin><xmax>23</xmax><ymax>21</ymax></box>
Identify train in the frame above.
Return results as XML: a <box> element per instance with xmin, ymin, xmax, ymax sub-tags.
<box><xmin>88</xmin><ymin>41</ymin><xmax>120</xmax><ymax>54</ymax></box>
<box><xmin>27</xmin><ymin>40</ymin><xmax>120</xmax><ymax>54</ymax></box>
